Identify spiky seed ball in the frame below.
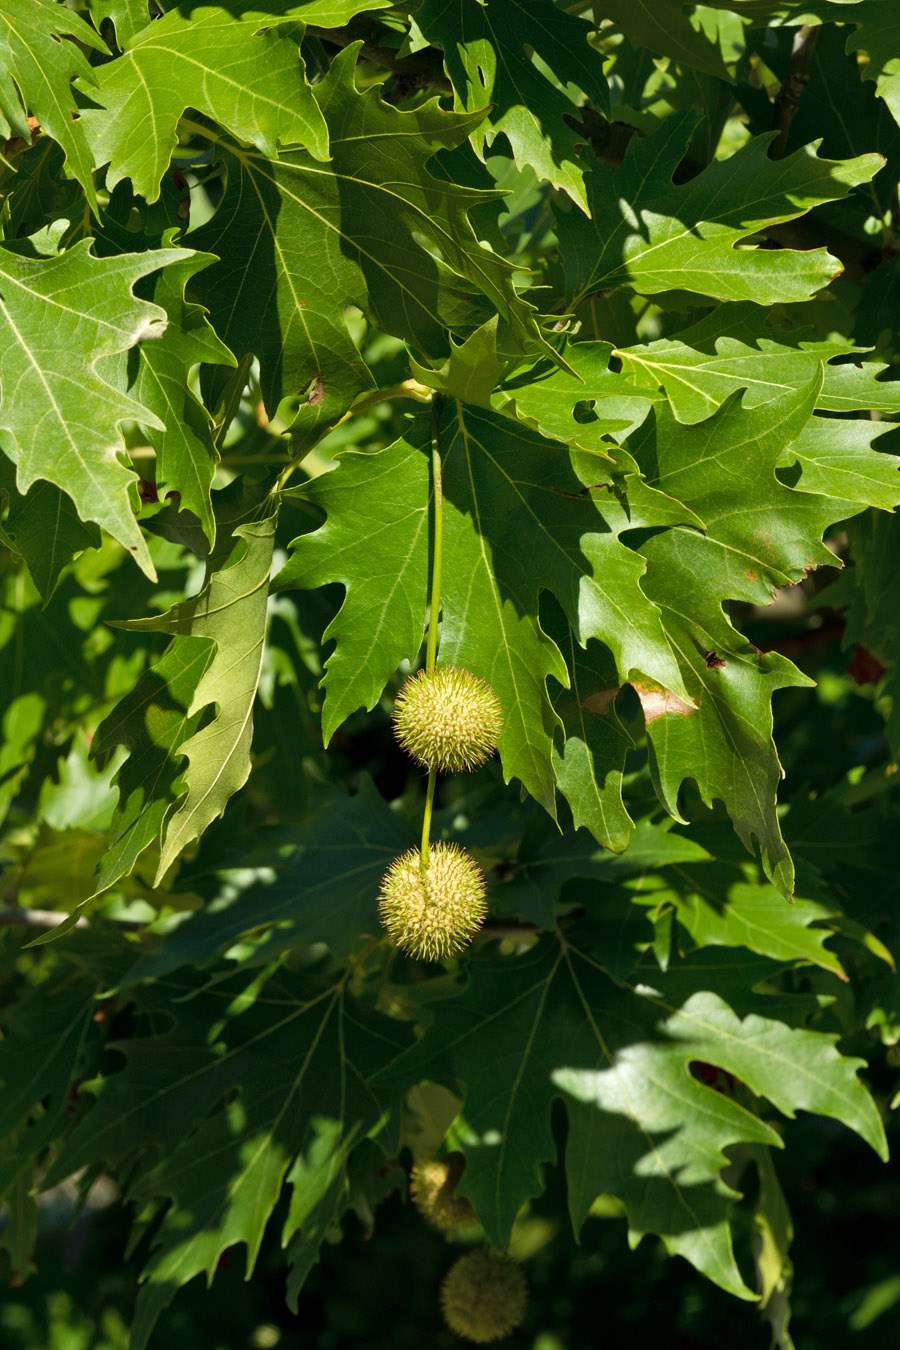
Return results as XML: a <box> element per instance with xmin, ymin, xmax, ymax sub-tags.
<box><xmin>393</xmin><ymin>666</ymin><xmax>503</xmax><ymax>773</ymax></box>
<box><xmin>410</xmin><ymin>1152</ymin><xmax>477</xmax><ymax>1233</ymax></box>
<box><xmin>440</xmin><ymin>1249</ymin><xmax>528</xmax><ymax>1344</ymax></box>
<box><xmin>378</xmin><ymin>842</ymin><xmax>487</xmax><ymax>961</ymax></box>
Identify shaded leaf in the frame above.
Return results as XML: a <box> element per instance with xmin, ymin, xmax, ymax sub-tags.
<box><xmin>543</xmin><ymin>602</ymin><xmax>637</xmax><ymax>853</ymax></box>
<box><xmin>410</xmin><ymin>314</ymin><xmax>508</xmax><ymax>409</ymax></box>
<box><xmin>0</xmin><ymin>446</ymin><xmax>100</xmax><ymax>601</ymax></box>
<box><xmin>376</xmin><ymin>932</ymin><xmax>884</xmax><ymax>1295</ymax></box>
<box><xmin>414</xmin><ymin>0</ymin><xmax>609</xmax><ymax>211</ymax></box>
<box><xmin>0</xmin><ymin>0</ymin><xmax>105</xmax><ymax>207</ymax></box>
<box><xmin>627</xmin><ymin>379</ymin><xmax>862</xmax><ymax>896</ymax></box>
<box><xmin>437</xmin><ymin>400</ymin><xmax>695</xmax><ymax>815</ymax></box>
<box><xmin>118</xmin><ymin>776</ymin><xmax>412</xmax><ymax>983</ymax></box>
<box><xmin>126</xmin><ymin>253</ymin><xmax>235</xmax><ymax>545</ymax></box>
<box><xmin>188</xmin><ymin>46</ymin><xmax>549</xmax><ymax>444</ymax></box>
<box><xmin>111</xmin><ymin>512</ymin><xmax>277</xmax><ymax>882</ymax></box>
<box><xmin>846</xmin><ymin>1</ymin><xmax>900</xmax><ymax>129</ymax></box>
<box><xmin>557</xmin><ymin>114</ymin><xmax>882</xmax><ymax>305</ymax></box>
<box><xmin>834</xmin><ymin>509</ymin><xmax>900</xmax><ymax>755</ymax></box>
<box><xmin>275</xmin><ymin>431</ymin><xmax>430</xmax><ymax>743</ymax></box>
<box><xmin>500</xmin><ymin>339</ymin><xmax>660</xmax><ymax>446</ymax></box>
<box><xmin>44</xmin><ymin>964</ymin><xmax>411</xmax><ymax>1350</ymax></box>
<box><xmin>602</xmin><ymin>0</ymin><xmax>734</xmax><ymax>81</ymax></box>
<box><xmin>89</xmin><ymin>635</ymin><xmax>217</xmax><ymax>897</ymax></box>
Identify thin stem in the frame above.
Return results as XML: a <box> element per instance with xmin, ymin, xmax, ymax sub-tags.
<box><xmin>426</xmin><ymin>395</ymin><xmax>444</xmax><ymax>676</ymax></box>
<box><xmin>420</xmin><ymin>769</ymin><xmax>437</xmax><ymax>866</ymax></box>
<box><xmin>589</xmin><ymin>293</ymin><xmax>601</xmax><ymax>342</ymax></box>
<box><xmin>420</xmin><ymin>396</ymin><xmax>445</xmax><ymax>870</ymax></box>
<box><xmin>275</xmin><ymin>381</ymin><xmax>432</xmax><ymax>492</ymax></box>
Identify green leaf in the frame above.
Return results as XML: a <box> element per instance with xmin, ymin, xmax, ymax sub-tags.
<box><xmin>0</xmin><ymin>446</ymin><xmax>100</xmax><ymax>601</ymax></box>
<box><xmin>500</xmin><ymin>339</ymin><xmax>661</xmax><ymax>446</ymax></box>
<box><xmin>276</xmin><ymin>430</ymin><xmax>430</xmax><ymax>744</ymax></box>
<box><xmin>542</xmin><ymin>603</ymin><xmax>637</xmax><ymax>853</ymax></box>
<box><xmin>85</xmin><ymin>0</ymin><xmax>153</xmax><ymax>47</ymax></box>
<box><xmin>437</xmin><ymin>400</ymin><xmax>696</xmax><ymax>815</ymax></box>
<box><xmin>377</xmin><ymin>932</ymin><xmax>884</xmax><ymax>1296</ymax></box>
<box><xmin>625</xmin><ymin>838</ymin><xmax>851</xmax><ymax>978</ymax></box>
<box><xmin>817</xmin><ymin>358</ymin><xmax>900</xmax><ymax>413</ymax></box>
<box><xmin>79</xmin><ymin>9</ymin><xmax>330</xmax><ymax>202</ymax></box>
<box><xmin>777</xmin><ymin>416</ymin><xmax>900</xmax><ymax>511</ymax></box>
<box><xmin>557</xmin><ymin>114</ymin><xmax>883</xmax><ymax>305</ymax></box>
<box><xmin>751</xmin><ymin>1144</ymin><xmax>794</xmax><ymax>1348</ymax></box>
<box><xmin>618</xmin><ymin>305</ymin><xmax>900</xmax><ymax>425</ymax></box>
<box><xmin>45</xmin><ymin>965</ymin><xmax>411</xmax><ymax>1350</ymax></box>
<box><xmin>0</xmin><ymin>237</ymin><xmax>195</xmax><ymax>579</ymax></box>
<box><xmin>627</xmin><ymin>379</ymin><xmax>863</xmax><ymax>897</ymax></box>
<box><xmin>111</xmin><ymin>512</ymin><xmax>277</xmax><ymax>882</ymax></box>
<box><xmin>89</xmin><ymin>635</ymin><xmax>217</xmax><ymax>898</ymax></box>
<box><xmin>410</xmin><ymin>315</ymin><xmax>508</xmax><ymax>409</ymax></box>
<box><xmin>0</xmin><ymin>135</ymin><xmax>85</xmax><ymax>246</ymax></box>
<box><xmin>38</xmin><ymin>729</ymin><xmax>121</xmax><ymax>832</ymax></box>
<box><xmin>616</xmin><ymin>304</ymin><xmax>856</xmax><ymax>424</ymax></box>
<box><xmin>846</xmin><ymin>1</ymin><xmax>900</xmax><ymax>129</ymax></box>
<box><xmin>121</xmin><ymin>254</ymin><xmax>235</xmax><ymax>546</ymax></box>
<box><xmin>118</xmin><ymin>777</ymin><xmax>412</xmax><ymax>982</ymax></box>
<box><xmin>188</xmin><ymin>46</ymin><xmax>546</xmax><ymax>439</ymax></box>
<box><xmin>495</xmin><ymin>809</ymin><xmax>711</xmax><ymax>932</ymax></box>
<box><xmin>601</xmin><ymin>0</ymin><xmax>734</xmax><ymax>81</ymax></box>
<box><xmin>738</xmin><ymin>22</ymin><xmax>900</xmax><ymax>215</ymax></box>
<box><xmin>414</xmin><ymin>0</ymin><xmax>610</xmax><ymax>212</ymax></box>
<box><xmin>0</xmin><ymin>0</ymin><xmax>106</xmax><ymax>208</ymax></box>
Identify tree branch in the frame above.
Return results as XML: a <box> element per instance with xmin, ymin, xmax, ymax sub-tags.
<box><xmin>0</xmin><ymin>906</ymin><xmax>145</xmax><ymax>933</ymax></box>
<box><xmin>771</xmin><ymin>24</ymin><xmax>821</xmax><ymax>160</ymax></box>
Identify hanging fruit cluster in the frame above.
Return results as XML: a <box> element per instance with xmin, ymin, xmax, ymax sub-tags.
<box><xmin>378</xmin><ymin>400</ymin><xmax>503</xmax><ymax>963</ymax></box>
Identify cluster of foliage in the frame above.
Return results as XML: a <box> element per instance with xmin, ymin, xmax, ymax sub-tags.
<box><xmin>1</xmin><ymin>1</ymin><xmax>899</xmax><ymax>1345</ymax></box>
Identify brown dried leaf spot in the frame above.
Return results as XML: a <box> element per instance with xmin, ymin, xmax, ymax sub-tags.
<box><xmin>579</xmin><ymin>686</ymin><xmax>620</xmax><ymax>717</ymax></box>
<box><xmin>632</xmin><ymin>681</ymin><xmax>695</xmax><ymax>724</ymax></box>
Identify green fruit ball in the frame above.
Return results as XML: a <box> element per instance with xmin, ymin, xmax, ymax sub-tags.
<box><xmin>440</xmin><ymin>1249</ymin><xmax>528</xmax><ymax>1344</ymax></box>
<box><xmin>410</xmin><ymin>1152</ymin><xmax>477</xmax><ymax>1233</ymax></box>
<box><xmin>393</xmin><ymin>666</ymin><xmax>503</xmax><ymax>773</ymax></box>
<box><xmin>378</xmin><ymin>842</ymin><xmax>487</xmax><ymax>961</ymax></box>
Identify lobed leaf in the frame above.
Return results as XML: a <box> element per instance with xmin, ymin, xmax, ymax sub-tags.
<box><xmin>79</xmin><ymin>9</ymin><xmax>330</xmax><ymax>202</ymax></box>
<box><xmin>111</xmin><ymin>512</ymin><xmax>277</xmax><ymax>882</ymax></box>
<box><xmin>557</xmin><ymin>113</ymin><xmax>883</xmax><ymax>305</ymax></box>
<box><xmin>0</xmin><ymin>0</ymin><xmax>105</xmax><ymax>208</ymax></box>
<box><xmin>188</xmin><ymin>45</ymin><xmax>549</xmax><ymax>441</ymax></box>
<box><xmin>376</xmin><ymin>932</ymin><xmax>885</xmax><ymax>1295</ymax></box>
<box><xmin>414</xmin><ymin>0</ymin><xmax>610</xmax><ymax>212</ymax></box>
<box><xmin>0</xmin><ymin>238</ymin><xmax>195</xmax><ymax>578</ymax></box>
<box><xmin>627</xmin><ymin>379</ymin><xmax>860</xmax><ymax>896</ymax></box>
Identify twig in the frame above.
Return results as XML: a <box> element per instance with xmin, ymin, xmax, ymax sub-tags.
<box><xmin>771</xmin><ymin>24</ymin><xmax>821</xmax><ymax>159</ymax></box>
<box><xmin>481</xmin><ymin>921</ymin><xmax>541</xmax><ymax>940</ymax></box>
<box><xmin>0</xmin><ymin>907</ymin><xmax>145</xmax><ymax>933</ymax></box>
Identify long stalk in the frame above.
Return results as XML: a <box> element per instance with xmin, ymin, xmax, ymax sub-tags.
<box><xmin>420</xmin><ymin>396</ymin><xmax>445</xmax><ymax>866</ymax></box>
